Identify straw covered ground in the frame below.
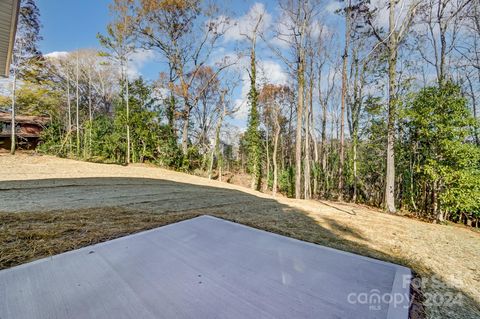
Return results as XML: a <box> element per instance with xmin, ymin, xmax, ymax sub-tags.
<box><xmin>0</xmin><ymin>154</ymin><xmax>478</xmax><ymax>319</ymax></box>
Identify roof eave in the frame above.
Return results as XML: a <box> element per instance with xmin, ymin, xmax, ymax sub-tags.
<box><xmin>2</xmin><ymin>0</ymin><xmax>21</xmax><ymax>78</ymax></box>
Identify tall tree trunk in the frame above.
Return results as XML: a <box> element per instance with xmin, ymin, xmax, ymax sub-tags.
<box><xmin>304</xmin><ymin>58</ymin><xmax>314</xmax><ymax>200</ymax></box>
<box><xmin>351</xmin><ymin>52</ymin><xmax>361</xmax><ymax>203</ymax></box>
<box><xmin>266</xmin><ymin>127</ymin><xmax>270</xmax><ymax>191</ymax></box>
<box><xmin>209</xmin><ymin>92</ymin><xmax>225</xmax><ymax>180</ymax></box>
<box><xmin>311</xmin><ymin>107</ymin><xmax>319</xmax><ymax>197</ymax></box>
<box><xmin>247</xmin><ymin>38</ymin><xmax>261</xmax><ymax>190</ymax></box>
<box><xmin>208</xmin><ymin>145</ymin><xmax>215</xmax><ymax>180</ymax></box>
<box><xmin>179</xmin><ymin>67</ymin><xmax>191</xmax><ymax>156</ymax></box>
<box><xmin>67</xmin><ymin>72</ymin><xmax>72</xmax><ymax>153</ymax></box>
<box><xmin>217</xmin><ymin>94</ymin><xmax>226</xmax><ymax>182</ymax></box>
<box><xmin>327</xmin><ymin>108</ymin><xmax>337</xmax><ymax>195</ymax></box>
<box><xmin>321</xmin><ymin>100</ymin><xmax>327</xmax><ymax>193</ymax></box>
<box><xmin>352</xmin><ymin>133</ymin><xmax>358</xmax><ymax>202</ymax></box>
<box><xmin>125</xmin><ymin>68</ymin><xmax>131</xmax><ymax>164</ymax></box>
<box><xmin>339</xmin><ymin>0</ymin><xmax>351</xmax><ymax>201</ymax></box>
<box><xmin>318</xmin><ymin>63</ymin><xmax>328</xmax><ymax>196</ymax></box>
<box><xmin>181</xmin><ymin>109</ymin><xmax>190</xmax><ymax>155</ymax></box>
<box><xmin>409</xmin><ymin>148</ymin><xmax>417</xmax><ymax>211</ymax></box>
<box><xmin>439</xmin><ymin>26</ymin><xmax>447</xmax><ymax>85</ymax></box>
<box><xmin>218</xmin><ymin>155</ymin><xmax>223</xmax><ymax>182</ymax></box>
<box><xmin>168</xmin><ymin>92</ymin><xmax>176</xmax><ymax>133</ymax></box>
<box><xmin>385</xmin><ymin>0</ymin><xmax>398</xmax><ymax>213</ymax></box>
<box><xmin>294</xmin><ymin>12</ymin><xmax>309</xmax><ymax>199</ymax></box>
<box><xmin>168</xmin><ymin>66</ymin><xmax>176</xmax><ymax>135</ymax></box>
<box><xmin>466</xmin><ymin>75</ymin><xmax>479</xmax><ymax>145</ymax></box>
<box><xmin>10</xmin><ymin>71</ymin><xmax>16</xmax><ymax>155</ymax></box>
<box><xmin>76</xmin><ymin>53</ymin><xmax>80</xmax><ymax>156</ymax></box>
<box><xmin>295</xmin><ymin>50</ymin><xmax>305</xmax><ymax>199</ymax></box>
<box><xmin>273</xmin><ymin>119</ymin><xmax>280</xmax><ymax>197</ymax></box>
<box><xmin>433</xmin><ymin>180</ymin><xmax>443</xmax><ymax>222</ymax></box>
<box><xmin>88</xmin><ymin>72</ymin><xmax>92</xmax><ymax>157</ymax></box>
<box><xmin>304</xmin><ymin>87</ymin><xmax>311</xmax><ymax>200</ymax></box>
<box><xmin>287</xmin><ymin>101</ymin><xmax>293</xmax><ymax>167</ymax></box>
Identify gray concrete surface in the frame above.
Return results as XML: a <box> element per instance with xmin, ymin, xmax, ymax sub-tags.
<box><xmin>0</xmin><ymin>216</ymin><xmax>411</xmax><ymax>319</ymax></box>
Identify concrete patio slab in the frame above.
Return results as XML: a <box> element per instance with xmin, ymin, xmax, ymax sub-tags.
<box><xmin>0</xmin><ymin>215</ymin><xmax>411</xmax><ymax>319</ymax></box>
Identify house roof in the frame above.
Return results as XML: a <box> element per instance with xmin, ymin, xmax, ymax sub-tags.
<box><xmin>0</xmin><ymin>111</ymin><xmax>49</xmax><ymax>125</ymax></box>
<box><xmin>0</xmin><ymin>0</ymin><xmax>20</xmax><ymax>77</ymax></box>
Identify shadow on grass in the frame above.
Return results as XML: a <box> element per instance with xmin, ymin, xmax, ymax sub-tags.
<box><xmin>0</xmin><ymin>177</ymin><xmax>479</xmax><ymax>319</ymax></box>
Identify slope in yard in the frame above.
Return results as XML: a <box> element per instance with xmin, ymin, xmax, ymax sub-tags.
<box><xmin>0</xmin><ymin>154</ymin><xmax>479</xmax><ymax>319</ymax></box>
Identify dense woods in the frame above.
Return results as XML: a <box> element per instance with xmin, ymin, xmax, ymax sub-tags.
<box><xmin>2</xmin><ymin>0</ymin><xmax>480</xmax><ymax>226</ymax></box>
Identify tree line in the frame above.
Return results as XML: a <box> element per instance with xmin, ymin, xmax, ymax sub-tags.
<box><xmin>2</xmin><ymin>0</ymin><xmax>479</xmax><ymax>227</ymax></box>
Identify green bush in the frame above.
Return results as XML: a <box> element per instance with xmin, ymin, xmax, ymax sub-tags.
<box><xmin>279</xmin><ymin>166</ymin><xmax>295</xmax><ymax>198</ymax></box>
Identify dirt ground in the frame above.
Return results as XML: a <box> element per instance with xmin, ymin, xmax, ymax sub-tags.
<box><xmin>0</xmin><ymin>153</ymin><xmax>479</xmax><ymax>319</ymax></box>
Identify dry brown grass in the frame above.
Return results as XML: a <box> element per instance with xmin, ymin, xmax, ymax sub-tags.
<box><xmin>0</xmin><ymin>208</ymin><xmax>199</xmax><ymax>270</ymax></box>
<box><xmin>0</xmin><ymin>154</ymin><xmax>479</xmax><ymax>319</ymax></box>
<box><xmin>0</xmin><ymin>206</ymin><xmax>475</xmax><ymax>319</ymax></box>
<box><xmin>0</xmin><ymin>207</ymin><xmax>359</xmax><ymax>271</ymax></box>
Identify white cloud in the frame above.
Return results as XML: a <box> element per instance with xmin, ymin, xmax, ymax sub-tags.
<box><xmin>44</xmin><ymin>51</ymin><xmax>69</xmax><ymax>59</ymax></box>
<box><xmin>210</xmin><ymin>47</ymin><xmax>239</xmax><ymax>67</ymax></box>
<box><xmin>152</xmin><ymin>86</ymin><xmax>170</xmax><ymax>101</ymax></box>
<box><xmin>325</xmin><ymin>0</ymin><xmax>341</xmax><ymax>15</ymax></box>
<box><xmin>324</xmin><ymin>0</ymin><xmax>419</xmax><ymax>33</ymax></box>
<box><xmin>233</xmin><ymin>97</ymin><xmax>249</xmax><ymax>120</ymax></box>
<box><xmin>310</xmin><ymin>20</ymin><xmax>330</xmax><ymax>39</ymax></box>
<box><xmin>269</xmin><ymin>11</ymin><xmax>294</xmax><ymax>49</ymax></box>
<box><xmin>0</xmin><ymin>78</ymin><xmax>12</xmax><ymax>97</ymax></box>
<box><xmin>223</xmin><ymin>3</ymin><xmax>272</xmax><ymax>43</ymax></box>
<box><xmin>233</xmin><ymin>59</ymin><xmax>288</xmax><ymax>120</ymax></box>
<box><xmin>269</xmin><ymin>12</ymin><xmax>329</xmax><ymax>49</ymax></box>
<box><xmin>44</xmin><ymin>48</ymin><xmax>155</xmax><ymax>79</ymax></box>
<box><xmin>126</xmin><ymin>49</ymin><xmax>156</xmax><ymax>79</ymax></box>
<box><xmin>368</xmin><ymin>0</ymin><xmax>419</xmax><ymax>30</ymax></box>
<box><xmin>259</xmin><ymin>60</ymin><xmax>288</xmax><ymax>84</ymax></box>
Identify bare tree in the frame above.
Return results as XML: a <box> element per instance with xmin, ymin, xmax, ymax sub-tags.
<box><xmin>273</xmin><ymin>0</ymin><xmax>319</xmax><ymax>199</ymax></box>
<box><xmin>98</xmin><ymin>0</ymin><xmax>137</xmax><ymax>163</ymax></box>
<box><xmin>259</xmin><ymin>84</ymin><xmax>293</xmax><ymax>196</ymax></box>
<box><xmin>454</xmin><ymin>1</ymin><xmax>480</xmax><ymax>144</ymax></box>
<box><xmin>317</xmin><ymin>40</ymin><xmax>339</xmax><ymax>196</ymax></box>
<box><xmin>417</xmin><ymin>0</ymin><xmax>473</xmax><ymax>85</ymax></box>
<box><xmin>338</xmin><ymin>0</ymin><xmax>353</xmax><ymax>201</ymax></box>
<box><xmin>208</xmin><ymin>90</ymin><xmax>225</xmax><ymax>180</ymax></box>
<box><xmin>75</xmin><ymin>52</ymin><xmax>81</xmax><ymax>154</ymax></box>
<box><xmin>366</xmin><ymin>0</ymin><xmax>422</xmax><ymax>213</ymax></box>
<box><xmin>134</xmin><ymin>0</ymin><xmax>234</xmax><ymax>155</ymax></box>
<box><xmin>191</xmin><ymin>66</ymin><xmax>221</xmax><ymax>152</ymax></box>
<box><xmin>304</xmin><ymin>42</ymin><xmax>314</xmax><ymax>200</ymax></box>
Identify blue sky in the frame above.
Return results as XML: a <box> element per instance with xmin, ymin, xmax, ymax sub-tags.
<box><xmin>36</xmin><ymin>0</ymin><xmax>279</xmax><ymax>80</ymax></box>
<box><xmin>36</xmin><ymin>0</ymin><xmax>342</xmax><ymax>75</ymax></box>
<box><xmin>35</xmin><ymin>0</ymin><xmax>343</xmax><ymax>128</ymax></box>
<box><xmin>37</xmin><ymin>0</ymin><xmax>110</xmax><ymax>52</ymax></box>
